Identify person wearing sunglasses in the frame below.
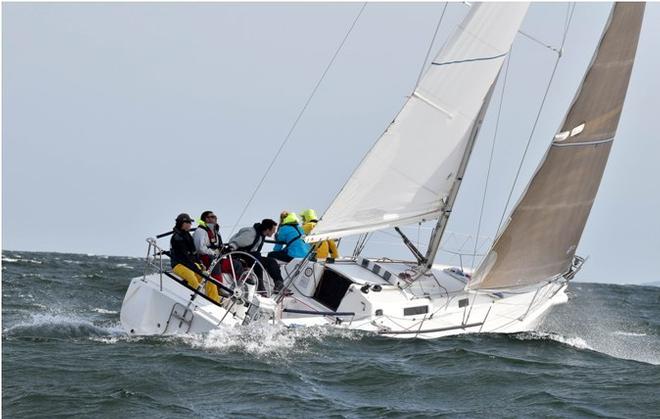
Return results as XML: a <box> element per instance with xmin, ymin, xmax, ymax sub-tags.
<box><xmin>170</xmin><ymin>213</ymin><xmax>220</xmax><ymax>303</ymax></box>
<box><xmin>193</xmin><ymin>210</ymin><xmax>223</xmax><ymax>269</ymax></box>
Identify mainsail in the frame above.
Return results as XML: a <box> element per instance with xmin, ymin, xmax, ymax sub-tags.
<box><xmin>471</xmin><ymin>2</ymin><xmax>645</xmax><ymax>290</ymax></box>
<box><xmin>307</xmin><ymin>3</ymin><xmax>529</xmax><ymax>242</ymax></box>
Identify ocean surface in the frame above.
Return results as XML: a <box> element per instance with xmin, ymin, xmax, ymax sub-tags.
<box><xmin>2</xmin><ymin>251</ymin><xmax>659</xmax><ymax>418</ymax></box>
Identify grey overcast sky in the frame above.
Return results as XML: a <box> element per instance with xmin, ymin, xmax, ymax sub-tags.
<box><xmin>3</xmin><ymin>2</ymin><xmax>659</xmax><ymax>284</ymax></box>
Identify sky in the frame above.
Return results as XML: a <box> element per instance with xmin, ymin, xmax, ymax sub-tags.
<box><xmin>3</xmin><ymin>2</ymin><xmax>659</xmax><ymax>284</ymax></box>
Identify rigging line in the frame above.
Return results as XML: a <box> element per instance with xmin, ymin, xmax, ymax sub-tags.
<box><xmin>519</xmin><ymin>2</ymin><xmax>574</xmax><ymax>56</ymax></box>
<box><xmin>229</xmin><ymin>2</ymin><xmax>368</xmax><ymax>236</ymax></box>
<box><xmin>563</xmin><ymin>2</ymin><xmax>574</xmax><ymax>33</ymax></box>
<box><xmin>471</xmin><ymin>50</ymin><xmax>513</xmax><ymax>269</ymax></box>
<box><xmin>414</xmin><ymin>2</ymin><xmax>448</xmax><ymax>88</ymax></box>
<box><xmin>360</xmin><ymin>232</ymin><xmax>372</xmax><ymax>254</ymax></box>
<box><xmin>494</xmin><ymin>2</ymin><xmax>576</xmax><ymax>237</ymax></box>
<box><xmin>518</xmin><ymin>31</ymin><xmax>561</xmax><ymax>55</ymax></box>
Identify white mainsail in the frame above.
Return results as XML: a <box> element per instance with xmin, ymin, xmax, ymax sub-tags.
<box><xmin>307</xmin><ymin>3</ymin><xmax>529</xmax><ymax>242</ymax></box>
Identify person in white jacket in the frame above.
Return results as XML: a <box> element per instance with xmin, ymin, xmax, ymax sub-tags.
<box><xmin>193</xmin><ymin>210</ymin><xmax>222</xmax><ymax>269</ymax></box>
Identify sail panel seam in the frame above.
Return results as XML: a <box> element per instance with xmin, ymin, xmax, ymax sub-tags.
<box><xmin>431</xmin><ymin>52</ymin><xmax>507</xmax><ymax>67</ymax></box>
<box><xmin>552</xmin><ymin>137</ymin><xmax>614</xmax><ymax>147</ymax></box>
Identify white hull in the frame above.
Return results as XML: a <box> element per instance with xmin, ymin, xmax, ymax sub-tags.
<box><xmin>120</xmin><ymin>272</ymin><xmax>276</xmax><ymax>336</ymax></box>
<box><xmin>278</xmin><ymin>259</ymin><xmax>568</xmax><ymax>339</ymax></box>
<box><xmin>120</xmin><ymin>258</ymin><xmax>568</xmax><ymax>339</ymax></box>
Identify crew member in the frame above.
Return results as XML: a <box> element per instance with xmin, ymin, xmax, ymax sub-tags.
<box><xmin>193</xmin><ymin>210</ymin><xmax>223</xmax><ymax>302</ymax></box>
<box><xmin>170</xmin><ymin>213</ymin><xmax>220</xmax><ymax>303</ymax></box>
<box><xmin>300</xmin><ymin>208</ymin><xmax>339</xmax><ymax>260</ymax></box>
<box><xmin>270</xmin><ymin>212</ymin><xmax>310</xmax><ymax>262</ymax></box>
<box><xmin>193</xmin><ymin>210</ymin><xmax>223</xmax><ymax>269</ymax></box>
<box><xmin>228</xmin><ymin>219</ymin><xmax>286</xmax><ymax>293</ymax></box>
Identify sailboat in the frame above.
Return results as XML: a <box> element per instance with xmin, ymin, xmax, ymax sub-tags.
<box><xmin>120</xmin><ymin>2</ymin><xmax>645</xmax><ymax>338</ymax></box>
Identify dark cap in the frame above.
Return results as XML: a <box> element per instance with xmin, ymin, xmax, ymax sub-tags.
<box><xmin>175</xmin><ymin>213</ymin><xmax>194</xmax><ymax>224</ymax></box>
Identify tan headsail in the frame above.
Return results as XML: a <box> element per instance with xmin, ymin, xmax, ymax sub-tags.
<box><xmin>471</xmin><ymin>2</ymin><xmax>645</xmax><ymax>290</ymax></box>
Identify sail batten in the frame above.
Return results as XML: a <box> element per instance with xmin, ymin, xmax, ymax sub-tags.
<box><xmin>307</xmin><ymin>3</ymin><xmax>530</xmax><ymax>243</ymax></box>
<box><xmin>471</xmin><ymin>2</ymin><xmax>645</xmax><ymax>290</ymax></box>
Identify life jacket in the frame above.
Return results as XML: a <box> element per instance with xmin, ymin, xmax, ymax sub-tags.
<box><xmin>199</xmin><ymin>223</ymin><xmax>219</xmax><ymax>247</ymax></box>
<box><xmin>198</xmin><ymin>223</ymin><xmax>223</xmax><ymax>269</ymax></box>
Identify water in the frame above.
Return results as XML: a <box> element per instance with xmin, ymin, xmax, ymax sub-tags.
<box><xmin>3</xmin><ymin>251</ymin><xmax>660</xmax><ymax>418</ymax></box>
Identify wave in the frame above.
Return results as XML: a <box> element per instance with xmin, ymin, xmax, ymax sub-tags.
<box><xmin>522</xmin><ymin>330</ymin><xmax>660</xmax><ymax>365</ymax></box>
<box><xmin>92</xmin><ymin>308</ymin><xmax>119</xmax><ymax>315</ymax></box>
<box><xmin>3</xmin><ymin>313</ymin><xmax>123</xmax><ymax>340</ymax></box>
<box><xmin>177</xmin><ymin>322</ymin><xmax>364</xmax><ymax>357</ymax></box>
<box><xmin>1</xmin><ymin>310</ymin><xmax>364</xmax><ymax>355</ymax></box>
<box><xmin>2</xmin><ymin>256</ymin><xmax>43</xmax><ymax>264</ymax></box>
<box><xmin>612</xmin><ymin>331</ymin><xmax>647</xmax><ymax>337</ymax></box>
<box><xmin>512</xmin><ymin>331</ymin><xmax>593</xmax><ymax>350</ymax></box>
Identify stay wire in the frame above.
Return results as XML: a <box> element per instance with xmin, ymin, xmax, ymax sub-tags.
<box><xmin>414</xmin><ymin>2</ymin><xmax>448</xmax><ymax>88</ymax></box>
<box><xmin>470</xmin><ymin>49</ymin><xmax>513</xmax><ymax>269</ymax></box>
<box><xmin>230</xmin><ymin>3</ymin><xmax>368</xmax><ymax>236</ymax></box>
<box><xmin>518</xmin><ymin>31</ymin><xmax>561</xmax><ymax>55</ymax></box>
<box><xmin>494</xmin><ymin>2</ymin><xmax>576</xmax><ymax>237</ymax></box>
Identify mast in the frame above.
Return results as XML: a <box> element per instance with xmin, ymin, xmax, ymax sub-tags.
<box><xmin>422</xmin><ymin>79</ymin><xmax>498</xmax><ymax>271</ymax></box>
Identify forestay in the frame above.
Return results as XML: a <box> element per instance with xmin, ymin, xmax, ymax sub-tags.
<box><xmin>471</xmin><ymin>2</ymin><xmax>645</xmax><ymax>290</ymax></box>
<box><xmin>307</xmin><ymin>3</ymin><xmax>529</xmax><ymax>242</ymax></box>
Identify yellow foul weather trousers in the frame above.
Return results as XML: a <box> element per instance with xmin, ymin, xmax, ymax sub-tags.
<box><xmin>173</xmin><ymin>263</ymin><xmax>220</xmax><ymax>303</ymax></box>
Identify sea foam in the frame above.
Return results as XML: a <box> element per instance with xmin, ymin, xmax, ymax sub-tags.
<box><xmin>3</xmin><ymin>313</ymin><xmax>124</xmax><ymax>339</ymax></box>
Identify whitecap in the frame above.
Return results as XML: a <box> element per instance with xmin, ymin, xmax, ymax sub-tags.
<box><xmin>527</xmin><ymin>329</ymin><xmax>660</xmax><ymax>365</ymax></box>
<box><xmin>3</xmin><ymin>313</ymin><xmax>124</xmax><ymax>339</ymax></box>
<box><xmin>20</xmin><ymin>273</ymin><xmax>43</xmax><ymax>279</ymax></box>
<box><xmin>87</xmin><ymin>254</ymin><xmax>110</xmax><ymax>259</ymax></box>
<box><xmin>90</xmin><ymin>336</ymin><xmax>121</xmax><ymax>344</ymax></box>
<box><xmin>92</xmin><ymin>308</ymin><xmax>119</xmax><ymax>315</ymax></box>
<box><xmin>613</xmin><ymin>331</ymin><xmax>647</xmax><ymax>337</ymax></box>
<box><xmin>2</xmin><ymin>257</ymin><xmax>42</xmax><ymax>264</ymax></box>
<box><xmin>514</xmin><ymin>331</ymin><xmax>593</xmax><ymax>350</ymax></box>
<box><xmin>178</xmin><ymin>322</ymin><xmax>363</xmax><ymax>357</ymax></box>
